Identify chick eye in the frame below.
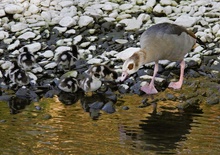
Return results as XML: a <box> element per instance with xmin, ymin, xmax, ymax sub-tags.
<box><xmin>128</xmin><ymin>63</ymin><xmax>134</xmax><ymax>70</ymax></box>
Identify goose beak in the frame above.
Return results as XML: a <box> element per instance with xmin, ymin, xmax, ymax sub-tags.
<box><xmin>120</xmin><ymin>71</ymin><xmax>128</xmax><ymax>81</ymax></box>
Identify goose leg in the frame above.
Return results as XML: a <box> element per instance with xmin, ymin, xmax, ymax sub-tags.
<box><xmin>141</xmin><ymin>62</ymin><xmax>158</xmax><ymax>94</ymax></box>
<box><xmin>168</xmin><ymin>60</ymin><xmax>185</xmax><ymax>89</ymax></box>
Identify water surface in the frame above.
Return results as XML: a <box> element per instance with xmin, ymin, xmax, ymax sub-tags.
<box><xmin>0</xmin><ymin>93</ymin><xmax>219</xmax><ymax>154</ymax></box>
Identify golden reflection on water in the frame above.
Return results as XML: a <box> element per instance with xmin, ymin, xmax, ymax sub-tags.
<box><xmin>0</xmin><ymin>91</ymin><xmax>220</xmax><ymax>154</ymax></box>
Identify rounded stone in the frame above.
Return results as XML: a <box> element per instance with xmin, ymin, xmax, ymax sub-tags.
<box><xmin>78</xmin><ymin>16</ymin><xmax>94</xmax><ymax>27</ymax></box>
<box><xmin>59</xmin><ymin>16</ymin><xmax>76</xmax><ymax>27</ymax></box>
<box><xmin>4</xmin><ymin>4</ymin><xmax>24</xmax><ymax>14</ymax></box>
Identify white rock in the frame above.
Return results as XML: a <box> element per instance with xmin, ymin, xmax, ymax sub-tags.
<box><xmin>217</xmin><ymin>29</ymin><xmax>220</xmax><ymax>37</ymax></box>
<box><xmin>1</xmin><ymin>61</ymin><xmax>11</xmax><ymax>70</ymax></box>
<box><xmin>30</xmin><ymin>0</ymin><xmax>41</xmax><ymax>5</ymax></box>
<box><xmin>38</xmin><ymin>60</ymin><xmax>50</xmax><ymax>66</ymax></box>
<box><xmin>159</xmin><ymin>60</ymin><xmax>170</xmax><ymax>66</ymax></box>
<box><xmin>109</xmin><ymin>11</ymin><xmax>118</xmax><ymax>18</ymax></box>
<box><xmin>32</xmin><ymin>66</ymin><xmax>43</xmax><ymax>73</ymax></box>
<box><xmin>103</xmin><ymin>17</ymin><xmax>115</xmax><ymax>22</ymax></box>
<box><xmin>59</xmin><ymin>1</ymin><xmax>74</xmax><ymax>7</ymax></box>
<box><xmin>140</xmin><ymin>75</ymin><xmax>165</xmax><ymax>83</ymax></box>
<box><xmin>194</xmin><ymin>46</ymin><xmax>204</xmax><ymax>53</ymax></box>
<box><xmin>164</xmin><ymin>6</ymin><xmax>172</xmax><ymax>15</ymax></box>
<box><xmin>175</xmin><ymin>15</ymin><xmax>200</xmax><ymax>27</ymax></box>
<box><xmin>29</xmin><ymin>21</ymin><xmax>47</xmax><ymax>27</ymax></box>
<box><xmin>117</xmin><ymin>14</ymin><xmax>132</xmax><ymax>20</ymax></box>
<box><xmin>7</xmin><ymin>40</ymin><xmax>20</xmax><ymax>50</ymax></box>
<box><xmin>11</xmin><ymin>23</ymin><xmax>28</xmax><ymax>32</ymax></box>
<box><xmin>184</xmin><ymin>57</ymin><xmax>201</xmax><ymax>65</ymax></box>
<box><xmin>73</xmin><ymin>35</ymin><xmax>83</xmax><ymax>44</ymax></box>
<box><xmin>153</xmin><ymin>4</ymin><xmax>164</xmax><ymax>14</ymax></box>
<box><xmin>41</xmin><ymin>11</ymin><xmax>51</xmax><ymax>22</ymax></box>
<box><xmin>119</xmin><ymin>4</ymin><xmax>133</xmax><ymax>10</ymax></box>
<box><xmin>115</xmin><ymin>47</ymin><xmax>140</xmax><ymax>60</ymax></box>
<box><xmin>44</xmin><ymin>62</ymin><xmax>58</xmax><ymax>69</ymax></box>
<box><xmin>88</xmin><ymin>45</ymin><xmax>96</xmax><ymax>51</ymax></box>
<box><xmin>66</xmin><ymin>29</ymin><xmax>76</xmax><ymax>35</ymax></box>
<box><xmin>4</xmin><ymin>4</ymin><xmax>24</xmax><ymax>14</ymax></box>
<box><xmin>0</xmin><ymin>9</ymin><xmax>6</xmax><ymax>17</ymax></box>
<box><xmin>60</xmin><ymin>6</ymin><xmax>77</xmax><ymax>17</ymax></box>
<box><xmin>120</xmin><ymin>84</ymin><xmax>129</xmax><ymax>90</ymax></box>
<box><xmin>28</xmin><ymin>4</ymin><xmax>39</xmax><ymax>14</ymax></box>
<box><xmin>212</xmin><ymin>24</ymin><xmax>220</xmax><ymax>34</ymax></box>
<box><xmin>27</xmin><ymin>72</ymin><xmax>37</xmax><ymax>81</ymax></box>
<box><xmin>78</xmin><ymin>16</ymin><xmax>94</xmax><ymax>27</ymax></box>
<box><xmin>87</xmin><ymin>36</ymin><xmax>98</xmax><ymax>42</ymax></box>
<box><xmin>146</xmin><ymin>0</ymin><xmax>156</xmax><ymax>7</ymax></box>
<box><xmin>102</xmin><ymin>4</ymin><xmax>113</xmax><ymax>11</ymax></box>
<box><xmin>0</xmin><ymin>31</ymin><xmax>9</xmax><ymax>40</ymax></box>
<box><xmin>182</xmin><ymin>6</ymin><xmax>191</xmax><ymax>13</ymax></box>
<box><xmin>53</xmin><ymin>26</ymin><xmax>67</xmax><ymax>33</ymax></box>
<box><xmin>137</xmin><ymin>13</ymin><xmax>151</xmax><ymax>22</ymax></box>
<box><xmin>40</xmin><ymin>0</ymin><xmax>51</xmax><ymax>7</ymax></box>
<box><xmin>80</xmin><ymin>42</ymin><xmax>91</xmax><ymax>48</ymax></box>
<box><xmin>39</xmin><ymin>50</ymin><xmax>54</xmax><ymax>58</ymax></box>
<box><xmin>59</xmin><ymin>16</ymin><xmax>76</xmax><ymax>27</ymax></box>
<box><xmin>25</xmin><ymin>42</ymin><xmax>41</xmax><ymax>53</ymax></box>
<box><xmin>0</xmin><ymin>49</ymin><xmax>3</xmax><ymax>54</ymax></box>
<box><xmin>87</xmin><ymin>58</ymin><xmax>103</xmax><ymax>64</ymax></box>
<box><xmin>115</xmin><ymin>39</ymin><xmax>128</xmax><ymax>44</ymax></box>
<box><xmin>119</xmin><ymin>18</ymin><xmax>142</xmax><ymax>31</ymax></box>
<box><xmin>10</xmin><ymin>49</ymin><xmax>20</xmax><ymax>56</ymax></box>
<box><xmin>160</xmin><ymin>0</ymin><xmax>172</xmax><ymax>6</ymax></box>
<box><xmin>165</xmin><ymin>62</ymin><xmax>177</xmax><ymax>69</ymax></box>
<box><xmin>18</xmin><ymin>32</ymin><xmax>36</xmax><ymax>40</ymax></box>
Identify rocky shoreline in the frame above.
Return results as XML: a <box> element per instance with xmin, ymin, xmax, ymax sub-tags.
<box><xmin>0</xmin><ymin>0</ymin><xmax>219</xmax><ymax>115</ymax></box>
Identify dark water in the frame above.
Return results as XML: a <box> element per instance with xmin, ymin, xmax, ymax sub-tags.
<box><xmin>0</xmin><ymin>94</ymin><xmax>219</xmax><ymax>155</ymax></box>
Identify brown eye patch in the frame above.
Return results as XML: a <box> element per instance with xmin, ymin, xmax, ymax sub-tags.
<box><xmin>128</xmin><ymin>63</ymin><xmax>134</xmax><ymax>70</ymax></box>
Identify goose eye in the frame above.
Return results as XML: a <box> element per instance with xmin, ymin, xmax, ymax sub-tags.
<box><xmin>128</xmin><ymin>63</ymin><xmax>134</xmax><ymax>70</ymax></box>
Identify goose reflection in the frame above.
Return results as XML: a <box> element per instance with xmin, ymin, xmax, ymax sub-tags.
<box><xmin>119</xmin><ymin>105</ymin><xmax>203</xmax><ymax>154</ymax></box>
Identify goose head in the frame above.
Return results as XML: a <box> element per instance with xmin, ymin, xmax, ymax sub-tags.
<box><xmin>121</xmin><ymin>58</ymin><xmax>141</xmax><ymax>81</ymax></box>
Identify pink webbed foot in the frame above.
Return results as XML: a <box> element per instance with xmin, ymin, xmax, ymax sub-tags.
<box><xmin>141</xmin><ymin>84</ymin><xmax>158</xmax><ymax>95</ymax></box>
<box><xmin>168</xmin><ymin>81</ymin><xmax>182</xmax><ymax>89</ymax></box>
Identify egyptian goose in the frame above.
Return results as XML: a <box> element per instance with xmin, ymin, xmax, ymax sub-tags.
<box><xmin>18</xmin><ymin>47</ymin><xmax>36</xmax><ymax>71</ymax></box>
<box><xmin>120</xmin><ymin>22</ymin><xmax>205</xmax><ymax>94</ymax></box>
<box><xmin>8</xmin><ymin>61</ymin><xmax>29</xmax><ymax>86</ymax></box>
<box><xmin>88</xmin><ymin>64</ymin><xmax>118</xmax><ymax>81</ymax></box>
<box><xmin>58</xmin><ymin>71</ymin><xmax>79</xmax><ymax>93</ymax></box>
<box><xmin>57</xmin><ymin>45</ymin><xmax>78</xmax><ymax>70</ymax></box>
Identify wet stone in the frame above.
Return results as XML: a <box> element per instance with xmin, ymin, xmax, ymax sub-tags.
<box><xmin>102</xmin><ymin>101</ymin><xmax>116</xmax><ymax>114</ymax></box>
<box><xmin>0</xmin><ymin>120</ymin><xmax>6</xmax><ymax>123</ymax></box>
<box><xmin>130</xmin><ymin>81</ymin><xmax>143</xmax><ymax>95</ymax></box>
<box><xmin>187</xmin><ymin>69</ymin><xmax>201</xmax><ymax>78</ymax></box>
<box><xmin>90</xmin><ymin>108</ymin><xmax>100</xmax><ymax>120</ymax></box>
<box><xmin>186</xmin><ymin>98</ymin><xmax>200</xmax><ymax>106</ymax></box>
<box><xmin>118</xmin><ymin>84</ymin><xmax>129</xmax><ymax>94</ymax></box>
<box><xmin>35</xmin><ymin>106</ymin><xmax>41</xmax><ymax>110</ymax></box>
<box><xmin>42</xmin><ymin>114</ymin><xmax>52</xmax><ymax>120</ymax></box>
<box><xmin>122</xmin><ymin>106</ymin><xmax>129</xmax><ymax>110</ymax></box>
<box><xmin>206</xmin><ymin>96</ymin><xmax>219</xmax><ymax>105</ymax></box>
<box><xmin>166</xmin><ymin>93</ymin><xmax>177</xmax><ymax>101</ymax></box>
<box><xmin>89</xmin><ymin>101</ymin><xmax>104</xmax><ymax>109</ymax></box>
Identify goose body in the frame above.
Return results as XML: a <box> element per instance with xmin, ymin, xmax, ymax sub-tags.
<box><xmin>58</xmin><ymin>71</ymin><xmax>79</xmax><ymax>93</ymax></box>
<box><xmin>88</xmin><ymin>64</ymin><xmax>118</xmax><ymax>81</ymax></box>
<box><xmin>57</xmin><ymin>45</ymin><xmax>78</xmax><ymax>70</ymax></box>
<box><xmin>121</xmin><ymin>22</ymin><xmax>205</xmax><ymax>94</ymax></box>
<box><xmin>8</xmin><ymin>61</ymin><xmax>29</xmax><ymax>86</ymax></box>
<box><xmin>18</xmin><ymin>47</ymin><xmax>36</xmax><ymax>71</ymax></box>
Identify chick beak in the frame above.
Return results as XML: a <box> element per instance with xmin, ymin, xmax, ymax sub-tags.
<box><xmin>120</xmin><ymin>71</ymin><xmax>128</xmax><ymax>82</ymax></box>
